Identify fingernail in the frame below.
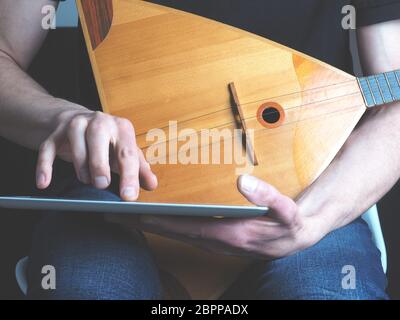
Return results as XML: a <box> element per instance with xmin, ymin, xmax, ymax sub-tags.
<box><xmin>94</xmin><ymin>176</ymin><xmax>109</xmax><ymax>189</ymax></box>
<box><xmin>37</xmin><ymin>172</ymin><xmax>46</xmax><ymax>186</ymax></box>
<box><xmin>79</xmin><ymin>169</ymin><xmax>90</xmax><ymax>184</ymax></box>
<box><xmin>151</xmin><ymin>173</ymin><xmax>158</xmax><ymax>186</ymax></box>
<box><xmin>240</xmin><ymin>175</ymin><xmax>258</xmax><ymax>194</ymax></box>
<box><xmin>122</xmin><ymin>187</ymin><xmax>138</xmax><ymax>200</ymax></box>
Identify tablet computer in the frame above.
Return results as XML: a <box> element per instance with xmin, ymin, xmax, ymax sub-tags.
<box><xmin>0</xmin><ymin>196</ymin><xmax>268</xmax><ymax>218</ymax></box>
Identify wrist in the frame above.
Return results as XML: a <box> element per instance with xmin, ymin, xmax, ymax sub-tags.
<box><xmin>296</xmin><ymin>187</ymin><xmax>341</xmax><ymax>242</ymax></box>
<box><xmin>28</xmin><ymin>98</ymin><xmax>92</xmax><ymax>150</ymax></box>
<box><xmin>51</xmin><ymin>98</ymin><xmax>92</xmax><ymax>128</ymax></box>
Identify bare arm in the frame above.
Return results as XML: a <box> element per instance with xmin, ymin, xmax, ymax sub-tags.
<box><xmin>297</xmin><ymin>19</ymin><xmax>400</xmax><ymax>233</ymax></box>
<box><xmin>0</xmin><ymin>0</ymin><xmax>156</xmax><ymax>200</ymax></box>
<box><xmin>0</xmin><ymin>0</ymin><xmax>82</xmax><ymax>147</ymax></box>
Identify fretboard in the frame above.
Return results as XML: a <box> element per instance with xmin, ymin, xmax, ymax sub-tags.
<box><xmin>357</xmin><ymin>70</ymin><xmax>400</xmax><ymax>108</ymax></box>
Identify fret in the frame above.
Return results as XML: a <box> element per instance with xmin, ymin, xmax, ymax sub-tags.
<box><xmin>358</xmin><ymin>77</ymin><xmax>375</xmax><ymax>107</ymax></box>
<box><xmin>357</xmin><ymin>70</ymin><xmax>400</xmax><ymax>108</ymax></box>
<box><xmin>367</xmin><ymin>76</ymin><xmax>385</xmax><ymax>105</ymax></box>
<box><xmin>384</xmin><ymin>73</ymin><xmax>395</xmax><ymax>101</ymax></box>
<box><xmin>376</xmin><ymin>73</ymin><xmax>393</xmax><ymax>103</ymax></box>
<box><xmin>374</xmin><ymin>75</ymin><xmax>386</xmax><ymax>103</ymax></box>
<box><xmin>386</xmin><ymin>71</ymin><xmax>400</xmax><ymax>100</ymax></box>
<box><xmin>367</xmin><ymin>76</ymin><xmax>384</xmax><ymax>105</ymax></box>
<box><xmin>366</xmin><ymin>77</ymin><xmax>377</xmax><ymax>106</ymax></box>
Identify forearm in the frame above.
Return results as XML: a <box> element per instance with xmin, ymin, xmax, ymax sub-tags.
<box><xmin>296</xmin><ymin>19</ymin><xmax>400</xmax><ymax>238</ymax></box>
<box><xmin>298</xmin><ymin>102</ymin><xmax>400</xmax><ymax>235</ymax></box>
<box><xmin>0</xmin><ymin>51</ymin><xmax>87</xmax><ymax>149</ymax></box>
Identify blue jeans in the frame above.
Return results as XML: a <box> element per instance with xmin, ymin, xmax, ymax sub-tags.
<box><xmin>26</xmin><ymin>181</ymin><xmax>388</xmax><ymax>300</ymax></box>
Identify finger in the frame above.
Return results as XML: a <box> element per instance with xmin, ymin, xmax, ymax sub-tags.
<box><xmin>238</xmin><ymin>175</ymin><xmax>298</xmax><ymax>225</ymax></box>
<box><xmin>140</xmin><ymin>215</ymin><xmax>288</xmax><ymax>258</ymax></box>
<box><xmin>140</xmin><ymin>215</ymin><xmax>205</xmax><ymax>239</ymax></box>
<box><xmin>67</xmin><ymin>116</ymin><xmax>90</xmax><ymax>184</ymax></box>
<box><xmin>139</xmin><ymin>216</ymin><xmax>256</xmax><ymax>252</ymax></box>
<box><xmin>138</xmin><ymin>148</ymin><xmax>158</xmax><ymax>191</ymax></box>
<box><xmin>36</xmin><ymin>137</ymin><xmax>57</xmax><ymax>189</ymax></box>
<box><xmin>114</xmin><ymin>119</ymin><xmax>140</xmax><ymax>201</ymax></box>
<box><xmin>138</xmin><ymin>216</ymin><xmax>275</xmax><ymax>259</ymax></box>
<box><xmin>86</xmin><ymin>118</ymin><xmax>112</xmax><ymax>189</ymax></box>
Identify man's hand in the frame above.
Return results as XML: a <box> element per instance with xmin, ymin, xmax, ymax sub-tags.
<box><xmin>36</xmin><ymin>109</ymin><xmax>157</xmax><ymax>201</ymax></box>
<box><xmin>107</xmin><ymin>175</ymin><xmax>323</xmax><ymax>259</ymax></box>
<box><xmin>0</xmin><ymin>1</ymin><xmax>157</xmax><ymax>201</ymax></box>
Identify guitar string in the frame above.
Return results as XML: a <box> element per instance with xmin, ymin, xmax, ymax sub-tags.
<box><xmin>133</xmin><ymin>78</ymin><xmax>359</xmax><ymax>138</ymax></box>
<box><xmin>142</xmin><ymin>103</ymin><xmax>365</xmax><ymax>164</ymax></box>
<box><xmin>137</xmin><ymin>90</ymin><xmax>361</xmax><ymax>150</ymax></box>
<box><xmin>141</xmin><ymin>91</ymin><xmax>362</xmax><ymax>158</ymax></box>
<box><xmin>143</xmin><ymin>103</ymin><xmax>365</xmax><ymax>164</ymax></box>
<box><xmin>134</xmin><ymin>69</ymin><xmax>400</xmax><ymax>134</ymax></box>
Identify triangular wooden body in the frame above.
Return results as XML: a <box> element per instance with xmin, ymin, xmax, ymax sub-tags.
<box><xmin>77</xmin><ymin>0</ymin><xmax>366</xmax><ymax>299</ymax></box>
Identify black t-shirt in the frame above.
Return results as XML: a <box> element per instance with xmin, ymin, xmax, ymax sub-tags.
<box><xmin>147</xmin><ymin>0</ymin><xmax>400</xmax><ymax>73</ymax></box>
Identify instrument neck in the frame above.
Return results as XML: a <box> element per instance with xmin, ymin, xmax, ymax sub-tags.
<box><xmin>357</xmin><ymin>69</ymin><xmax>400</xmax><ymax>108</ymax></box>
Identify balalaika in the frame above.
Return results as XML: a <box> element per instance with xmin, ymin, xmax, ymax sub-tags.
<box><xmin>77</xmin><ymin>0</ymin><xmax>400</xmax><ymax>299</ymax></box>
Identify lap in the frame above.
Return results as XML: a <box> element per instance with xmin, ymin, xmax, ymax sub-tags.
<box><xmin>27</xmin><ymin>180</ymin><xmax>388</xmax><ymax>300</ymax></box>
<box><xmin>222</xmin><ymin>218</ymin><xmax>388</xmax><ymax>300</ymax></box>
<box><xmin>27</xmin><ymin>182</ymin><xmax>162</xmax><ymax>300</ymax></box>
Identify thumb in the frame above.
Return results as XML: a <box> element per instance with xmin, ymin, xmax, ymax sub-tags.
<box><xmin>237</xmin><ymin>175</ymin><xmax>298</xmax><ymax>225</ymax></box>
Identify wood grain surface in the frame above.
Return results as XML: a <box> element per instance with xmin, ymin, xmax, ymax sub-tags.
<box><xmin>79</xmin><ymin>0</ymin><xmax>113</xmax><ymax>50</ymax></box>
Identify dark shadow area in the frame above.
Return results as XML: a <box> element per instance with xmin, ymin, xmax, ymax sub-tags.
<box><xmin>0</xmin><ymin>28</ymin><xmax>78</xmax><ymax>299</ymax></box>
<box><xmin>378</xmin><ymin>186</ymin><xmax>400</xmax><ymax>299</ymax></box>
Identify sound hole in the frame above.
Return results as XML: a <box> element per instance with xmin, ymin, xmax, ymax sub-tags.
<box><xmin>257</xmin><ymin>102</ymin><xmax>285</xmax><ymax>129</ymax></box>
<box><xmin>262</xmin><ymin>107</ymin><xmax>280</xmax><ymax>124</ymax></box>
